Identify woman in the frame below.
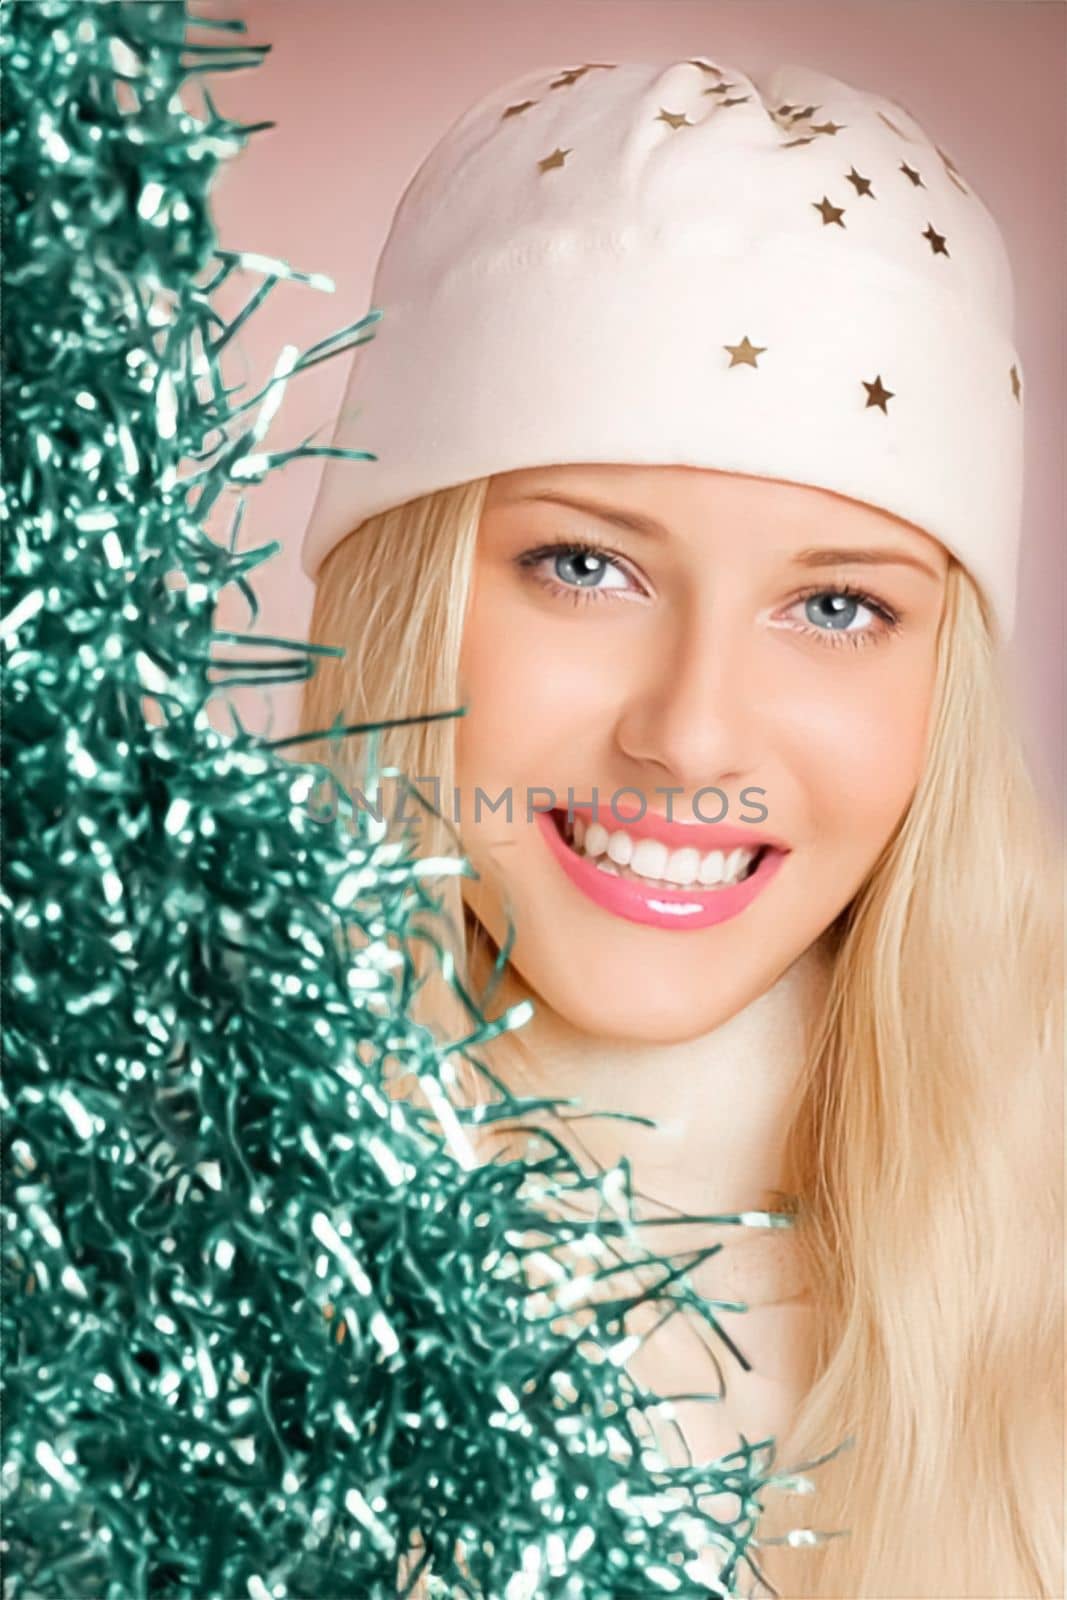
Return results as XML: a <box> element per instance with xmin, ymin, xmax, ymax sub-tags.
<box><xmin>297</xmin><ymin>55</ymin><xmax>1063</xmax><ymax>1598</ymax></box>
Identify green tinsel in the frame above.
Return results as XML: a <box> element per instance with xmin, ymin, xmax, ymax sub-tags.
<box><xmin>0</xmin><ymin>4</ymin><xmax>846</xmax><ymax>1596</ymax></box>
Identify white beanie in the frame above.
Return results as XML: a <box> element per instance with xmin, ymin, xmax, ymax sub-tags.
<box><xmin>300</xmin><ymin>56</ymin><xmax>1025</xmax><ymax>642</ymax></box>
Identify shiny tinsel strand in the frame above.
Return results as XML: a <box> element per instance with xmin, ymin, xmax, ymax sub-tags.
<box><xmin>0</xmin><ymin>4</ymin><xmax>847</xmax><ymax>1596</ymax></box>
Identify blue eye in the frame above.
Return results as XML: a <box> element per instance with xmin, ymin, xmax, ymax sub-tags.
<box><xmin>790</xmin><ymin>585</ymin><xmax>901</xmax><ymax>649</ymax></box>
<box><xmin>515</xmin><ymin>539</ymin><xmax>642</xmax><ymax>604</ymax></box>
<box><xmin>551</xmin><ymin>548</ymin><xmax>618</xmax><ymax>587</ymax></box>
<box><xmin>806</xmin><ymin>592</ymin><xmax>864</xmax><ymax>629</ymax></box>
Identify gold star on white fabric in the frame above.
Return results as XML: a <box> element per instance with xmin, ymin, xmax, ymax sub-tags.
<box><xmin>845</xmin><ymin>166</ymin><xmax>874</xmax><ymax>197</ymax></box>
<box><xmin>878</xmin><ymin>110</ymin><xmax>915</xmax><ymax>141</ymax></box>
<box><xmin>724</xmin><ymin>335</ymin><xmax>767</xmax><ymax>368</ymax></box>
<box><xmin>863</xmin><ymin>375</ymin><xmax>894</xmax><ymax>412</ymax></box>
<box><xmin>537</xmin><ymin>146</ymin><xmax>571</xmax><ymax>173</ymax></box>
<box><xmin>1010</xmin><ymin>364</ymin><xmax>1022</xmax><ymax>402</ymax></box>
<box><xmin>656</xmin><ymin>108</ymin><xmax>692</xmax><ymax>129</ymax></box>
<box><xmin>502</xmin><ymin>99</ymin><xmax>536</xmax><ymax>119</ymax></box>
<box><xmin>900</xmin><ymin>161</ymin><xmax>925</xmax><ymax>188</ymax></box>
<box><xmin>813</xmin><ymin>195</ymin><xmax>846</xmax><ymax>227</ymax></box>
<box><xmin>923</xmin><ymin>222</ymin><xmax>950</xmax><ymax>257</ymax></box>
<box><xmin>811</xmin><ymin>119</ymin><xmax>845</xmax><ymax>135</ymax></box>
<box><xmin>936</xmin><ymin>143</ymin><xmax>970</xmax><ymax>195</ymax></box>
<box><xmin>550</xmin><ymin>67</ymin><xmax>587</xmax><ymax>89</ymax></box>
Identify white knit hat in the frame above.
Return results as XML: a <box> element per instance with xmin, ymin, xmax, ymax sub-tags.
<box><xmin>300</xmin><ymin>57</ymin><xmax>1025</xmax><ymax>641</ymax></box>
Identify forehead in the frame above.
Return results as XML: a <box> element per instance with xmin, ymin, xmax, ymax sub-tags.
<box><xmin>484</xmin><ymin>462</ymin><xmax>945</xmax><ymax>563</ymax></box>
<box><xmin>491</xmin><ymin>463</ymin><xmax>873</xmax><ymax>527</ymax></box>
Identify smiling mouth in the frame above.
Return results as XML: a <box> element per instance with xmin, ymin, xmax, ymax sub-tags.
<box><xmin>549</xmin><ymin>808</ymin><xmax>770</xmax><ymax>892</ymax></box>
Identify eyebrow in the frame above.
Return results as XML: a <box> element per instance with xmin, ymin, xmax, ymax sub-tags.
<box><xmin>500</xmin><ymin>491</ymin><xmax>942</xmax><ymax>581</ymax></box>
<box><xmin>792</xmin><ymin>545</ymin><xmax>941</xmax><ymax>580</ymax></box>
<box><xmin>498</xmin><ymin>490</ymin><xmax>669</xmax><ymax>540</ymax></box>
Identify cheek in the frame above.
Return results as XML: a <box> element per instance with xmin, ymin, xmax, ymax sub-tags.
<box><xmin>786</xmin><ymin>663</ymin><xmax>934</xmax><ymax>846</ymax></box>
<box><xmin>457</xmin><ymin>587</ymin><xmax>617</xmax><ymax>779</ymax></box>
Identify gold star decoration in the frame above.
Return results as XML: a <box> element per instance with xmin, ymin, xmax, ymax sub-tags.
<box><xmin>863</xmin><ymin>374</ymin><xmax>894</xmax><ymax>412</ymax></box>
<box><xmin>888</xmin><ymin>102</ymin><xmax>927</xmax><ymax>142</ymax></box>
<box><xmin>687</xmin><ymin>59</ymin><xmax>724</xmax><ymax>76</ymax></box>
<box><xmin>900</xmin><ymin>161</ymin><xmax>925</xmax><ymax>188</ymax></box>
<box><xmin>721</xmin><ymin>95</ymin><xmax>751</xmax><ymax>108</ymax></box>
<box><xmin>702</xmin><ymin>82</ymin><xmax>736</xmax><ymax>97</ymax></box>
<box><xmin>811</xmin><ymin>119</ymin><xmax>845</xmax><ymax>136</ymax></box>
<box><xmin>656</xmin><ymin>108</ymin><xmax>693</xmax><ymax>129</ymax></box>
<box><xmin>813</xmin><ymin>195</ymin><xmax>847</xmax><ymax>227</ymax></box>
<box><xmin>776</xmin><ymin>103</ymin><xmax>798</xmax><ymax>115</ymax></box>
<box><xmin>790</xmin><ymin>104</ymin><xmax>820</xmax><ymax>121</ymax></box>
<box><xmin>502</xmin><ymin>99</ymin><xmax>536</xmax><ymax>120</ymax></box>
<box><xmin>878</xmin><ymin>110</ymin><xmax>914</xmax><ymax>141</ymax></box>
<box><xmin>537</xmin><ymin>146</ymin><xmax>571</xmax><ymax>174</ymax></box>
<box><xmin>1010</xmin><ymin>364</ymin><xmax>1021</xmax><ymax>402</ymax></box>
<box><xmin>922</xmin><ymin>222</ymin><xmax>950</xmax><ymax>257</ymax></box>
<box><xmin>724</xmin><ymin>335</ymin><xmax>767</xmax><ymax>368</ymax></box>
<box><xmin>845</xmin><ymin>166</ymin><xmax>875</xmax><ymax>197</ymax></box>
<box><xmin>781</xmin><ymin>136</ymin><xmax>816</xmax><ymax>148</ymax></box>
<box><xmin>548</xmin><ymin>61</ymin><xmax>616</xmax><ymax>88</ymax></box>
<box><xmin>936</xmin><ymin>143</ymin><xmax>970</xmax><ymax>195</ymax></box>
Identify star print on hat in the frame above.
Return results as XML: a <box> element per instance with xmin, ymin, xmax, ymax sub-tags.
<box><xmin>302</xmin><ymin>57</ymin><xmax>1026</xmax><ymax>641</ymax></box>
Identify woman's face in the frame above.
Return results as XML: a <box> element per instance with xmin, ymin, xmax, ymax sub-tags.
<box><xmin>455</xmin><ymin>463</ymin><xmax>948</xmax><ymax>1042</ymax></box>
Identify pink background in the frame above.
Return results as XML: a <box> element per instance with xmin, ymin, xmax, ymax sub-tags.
<box><xmin>198</xmin><ymin>0</ymin><xmax>1065</xmax><ymax>811</ymax></box>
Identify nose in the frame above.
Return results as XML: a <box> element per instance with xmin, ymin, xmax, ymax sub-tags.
<box><xmin>614</xmin><ymin>603</ymin><xmax>761</xmax><ymax>790</ymax></box>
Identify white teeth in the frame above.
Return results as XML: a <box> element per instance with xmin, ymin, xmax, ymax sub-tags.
<box><xmin>698</xmin><ymin>851</ymin><xmax>724</xmax><ymax>886</ymax></box>
<box><xmin>560</xmin><ymin>813</ymin><xmax>762</xmax><ymax>889</ymax></box>
<box><xmin>584</xmin><ymin>821</ymin><xmax>609</xmax><ymax>857</ymax></box>
<box><xmin>606</xmin><ymin>830</ymin><xmax>633</xmax><ymax>867</ymax></box>
<box><xmin>726</xmin><ymin>846</ymin><xmax>748</xmax><ymax>879</ymax></box>
<box><xmin>664</xmin><ymin>846</ymin><xmax>701</xmax><ymax>885</ymax></box>
<box><xmin>631</xmin><ymin>838</ymin><xmax>668</xmax><ymax>879</ymax></box>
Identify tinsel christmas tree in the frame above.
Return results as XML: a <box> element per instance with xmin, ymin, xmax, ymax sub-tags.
<box><xmin>1</xmin><ymin>4</ymin><xmax>843</xmax><ymax>1595</ymax></box>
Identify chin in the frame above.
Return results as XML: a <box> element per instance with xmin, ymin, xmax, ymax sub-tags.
<box><xmin>509</xmin><ymin>955</ymin><xmax>759</xmax><ymax>1045</ymax></box>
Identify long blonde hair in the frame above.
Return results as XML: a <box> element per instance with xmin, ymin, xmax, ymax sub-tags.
<box><xmin>297</xmin><ymin>478</ymin><xmax>1064</xmax><ymax>1599</ymax></box>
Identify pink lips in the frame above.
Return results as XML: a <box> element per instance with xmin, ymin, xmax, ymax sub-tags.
<box><xmin>536</xmin><ymin>809</ymin><xmax>786</xmax><ymax>931</ymax></box>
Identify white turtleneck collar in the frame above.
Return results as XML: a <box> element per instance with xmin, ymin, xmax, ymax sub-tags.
<box><xmin>478</xmin><ymin>934</ymin><xmax>835</xmax><ymax>1309</ymax></box>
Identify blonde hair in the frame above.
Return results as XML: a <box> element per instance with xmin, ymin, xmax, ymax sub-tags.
<box><xmin>297</xmin><ymin>479</ymin><xmax>1064</xmax><ymax>1599</ymax></box>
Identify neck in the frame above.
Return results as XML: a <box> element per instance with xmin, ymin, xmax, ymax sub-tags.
<box><xmin>478</xmin><ymin>935</ymin><xmax>834</xmax><ymax>1222</ymax></box>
